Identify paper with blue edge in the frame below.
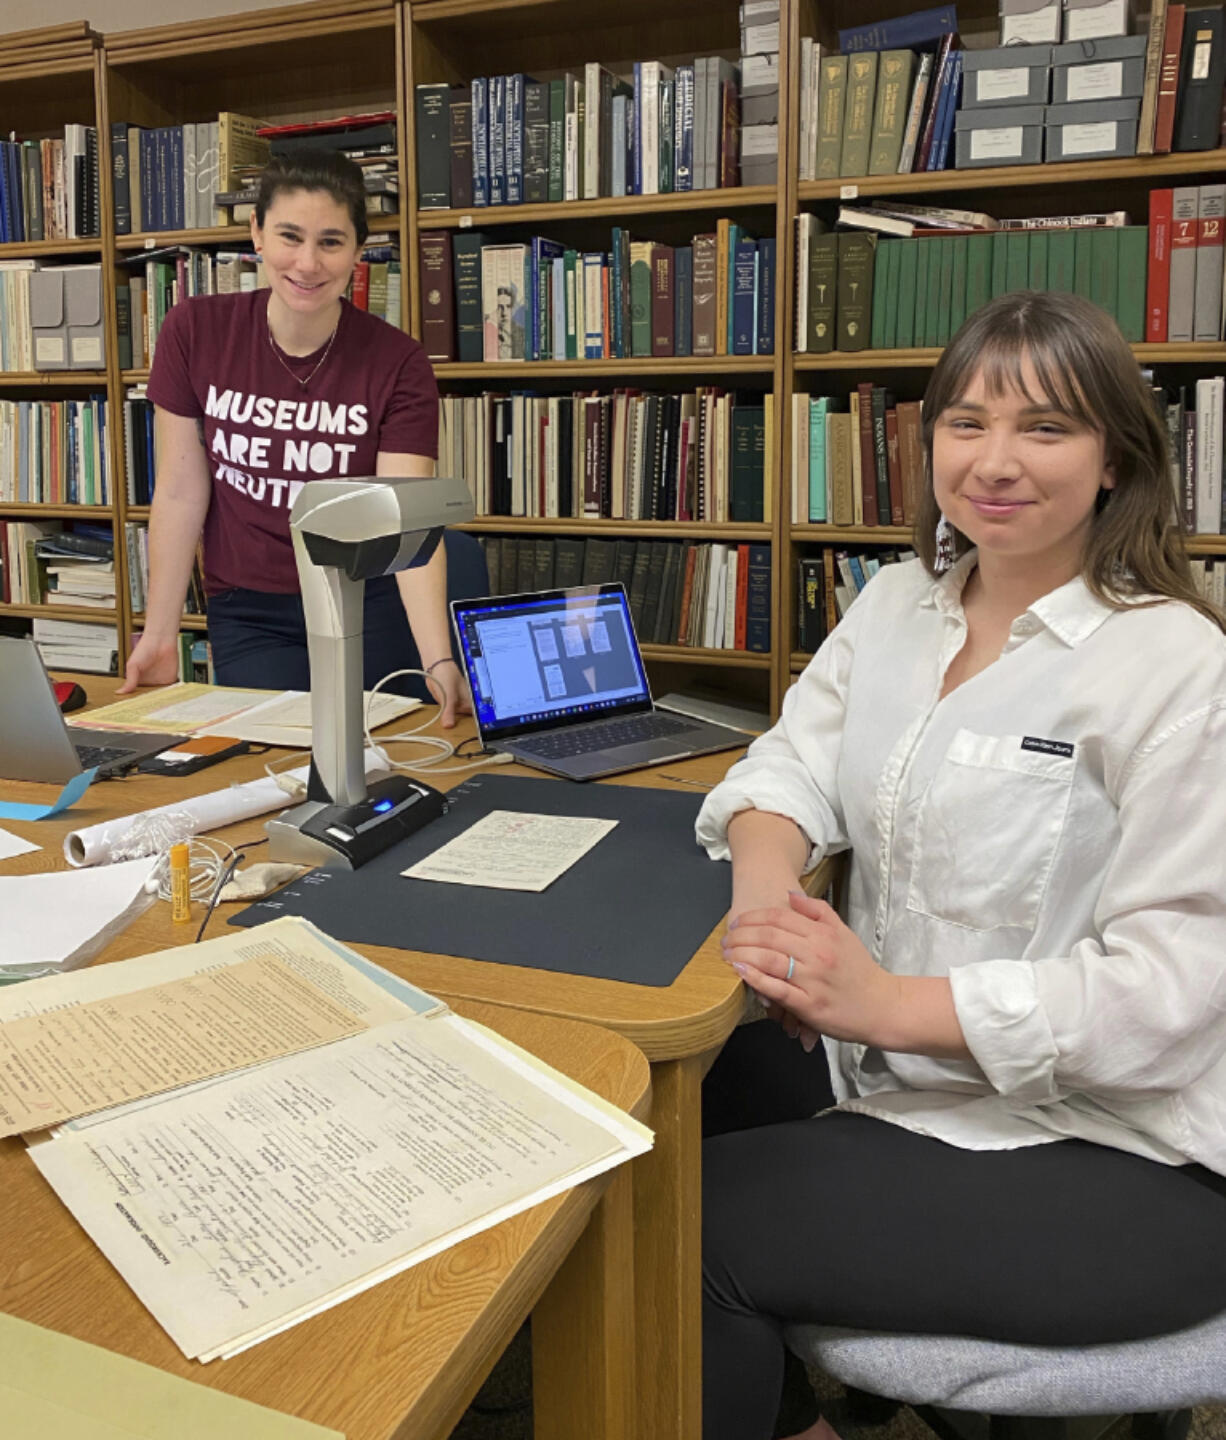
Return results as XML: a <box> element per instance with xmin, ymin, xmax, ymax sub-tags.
<box><xmin>0</xmin><ymin>768</ymin><xmax>98</xmax><ymax>821</ymax></box>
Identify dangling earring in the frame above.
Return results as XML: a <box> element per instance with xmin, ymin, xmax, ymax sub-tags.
<box><xmin>935</xmin><ymin>513</ymin><xmax>957</xmax><ymax>573</ymax></box>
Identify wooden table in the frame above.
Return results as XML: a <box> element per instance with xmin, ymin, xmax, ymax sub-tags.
<box><xmin>0</xmin><ymin>997</ymin><xmax>649</xmax><ymax>1440</ymax></box>
<box><xmin>0</xmin><ymin>681</ymin><xmax>748</xmax><ymax>1440</ymax></box>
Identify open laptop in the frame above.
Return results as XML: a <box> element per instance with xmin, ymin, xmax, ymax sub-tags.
<box><xmin>451</xmin><ymin>583</ymin><xmax>751</xmax><ymax>780</ymax></box>
<box><xmin>0</xmin><ymin>636</ymin><xmax>182</xmax><ymax>782</ymax></box>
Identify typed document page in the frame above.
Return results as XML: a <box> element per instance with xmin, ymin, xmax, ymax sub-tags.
<box><xmin>31</xmin><ymin>1012</ymin><xmax>651</xmax><ymax>1361</ymax></box>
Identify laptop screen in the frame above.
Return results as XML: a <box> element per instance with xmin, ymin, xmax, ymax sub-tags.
<box><xmin>452</xmin><ymin>584</ymin><xmax>652</xmax><ymax>740</ymax></box>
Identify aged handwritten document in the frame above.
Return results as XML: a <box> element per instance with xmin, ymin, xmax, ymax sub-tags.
<box><xmin>404</xmin><ymin>810</ymin><xmax>619</xmax><ymax>891</ymax></box>
<box><xmin>18</xmin><ymin>917</ymin><xmax>652</xmax><ymax>1360</ymax></box>
<box><xmin>32</xmin><ymin>1011</ymin><xmax>651</xmax><ymax>1360</ymax></box>
<box><xmin>0</xmin><ymin>954</ymin><xmax>366</xmax><ymax>1136</ymax></box>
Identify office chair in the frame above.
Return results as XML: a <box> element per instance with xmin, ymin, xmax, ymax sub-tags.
<box><xmin>787</xmin><ymin>855</ymin><xmax>1226</xmax><ymax>1440</ymax></box>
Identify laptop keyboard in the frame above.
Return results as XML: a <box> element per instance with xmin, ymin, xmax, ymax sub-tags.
<box><xmin>74</xmin><ymin>743</ymin><xmax>138</xmax><ymax>771</ymax></box>
<box><xmin>513</xmin><ymin>712</ymin><xmax>698</xmax><ymax>759</ymax></box>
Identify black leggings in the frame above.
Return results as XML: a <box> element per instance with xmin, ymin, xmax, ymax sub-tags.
<box><xmin>702</xmin><ymin>1022</ymin><xmax>1226</xmax><ymax>1440</ymax></box>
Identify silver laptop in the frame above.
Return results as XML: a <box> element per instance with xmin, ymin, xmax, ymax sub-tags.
<box><xmin>0</xmin><ymin>636</ymin><xmax>181</xmax><ymax>782</ymax></box>
<box><xmin>451</xmin><ymin>583</ymin><xmax>750</xmax><ymax>780</ymax></box>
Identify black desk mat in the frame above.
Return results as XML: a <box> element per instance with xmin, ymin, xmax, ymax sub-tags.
<box><xmin>230</xmin><ymin>774</ymin><xmax>731</xmax><ymax>987</ymax></box>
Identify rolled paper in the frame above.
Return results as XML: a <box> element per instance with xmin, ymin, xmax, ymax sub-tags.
<box><xmin>63</xmin><ymin>753</ymin><xmax>387</xmax><ymax>867</ymax></box>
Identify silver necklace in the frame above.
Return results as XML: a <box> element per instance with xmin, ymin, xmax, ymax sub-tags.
<box><xmin>267</xmin><ymin>317</ymin><xmax>340</xmax><ymax>389</ymax></box>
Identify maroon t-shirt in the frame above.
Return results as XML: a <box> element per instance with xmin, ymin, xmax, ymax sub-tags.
<box><xmin>148</xmin><ymin>289</ymin><xmax>439</xmax><ymax>594</ymax></box>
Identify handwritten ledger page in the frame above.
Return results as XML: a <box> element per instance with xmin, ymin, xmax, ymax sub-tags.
<box><xmin>21</xmin><ymin>918</ymin><xmax>652</xmax><ymax>1361</ymax></box>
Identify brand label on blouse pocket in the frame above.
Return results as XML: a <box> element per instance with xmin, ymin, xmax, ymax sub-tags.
<box><xmin>1021</xmin><ymin>736</ymin><xmax>1074</xmax><ymax>758</ymax></box>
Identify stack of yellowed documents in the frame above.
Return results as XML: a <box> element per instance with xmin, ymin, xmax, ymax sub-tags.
<box><xmin>0</xmin><ymin>918</ymin><xmax>652</xmax><ymax>1362</ymax></box>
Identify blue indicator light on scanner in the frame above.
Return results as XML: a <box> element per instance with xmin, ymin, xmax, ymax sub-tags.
<box><xmin>373</xmin><ymin>799</ymin><xmax>394</xmax><ymax>813</ymax></box>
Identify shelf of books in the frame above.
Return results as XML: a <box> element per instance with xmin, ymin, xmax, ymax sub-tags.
<box><xmin>0</xmin><ymin>25</ymin><xmax>128</xmax><ymax>679</ymax></box>
<box><xmin>777</xmin><ymin>0</ymin><xmax>1226</xmax><ymax>691</ymax></box>
<box><xmin>7</xmin><ymin>0</ymin><xmax>1226</xmax><ymax>708</ymax></box>
<box><xmin>408</xmin><ymin>0</ymin><xmax>789</xmax><ymax>713</ymax></box>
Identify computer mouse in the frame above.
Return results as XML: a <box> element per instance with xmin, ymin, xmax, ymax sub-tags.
<box><xmin>53</xmin><ymin>681</ymin><xmax>87</xmax><ymax>713</ymax></box>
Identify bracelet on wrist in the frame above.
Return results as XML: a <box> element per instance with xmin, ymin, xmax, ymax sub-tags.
<box><xmin>424</xmin><ymin>656</ymin><xmax>459</xmax><ymax>676</ymax></box>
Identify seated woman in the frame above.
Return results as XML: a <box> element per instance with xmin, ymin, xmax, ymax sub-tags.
<box><xmin>696</xmin><ymin>291</ymin><xmax>1226</xmax><ymax>1440</ymax></box>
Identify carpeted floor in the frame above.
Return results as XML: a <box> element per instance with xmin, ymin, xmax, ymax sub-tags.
<box><xmin>446</xmin><ymin>1323</ymin><xmax>1226</xmax><ymax>1440</ymax></box>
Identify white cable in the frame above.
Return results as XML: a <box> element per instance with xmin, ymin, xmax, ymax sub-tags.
<box><xmin>145</xmin><ymin>835</ymin><xmax>237</xmax><ymax>900</ymax></box>
<box><xmin>363</xmin><ymin>667</ymin><xmax>514</xmax><ymax>775</ymax></box>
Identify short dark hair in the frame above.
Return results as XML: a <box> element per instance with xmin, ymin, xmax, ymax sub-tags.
<box><xmin>254</xmin><ymin>148</ymin><xmax>368</xmax><ymax>245</ymax></box>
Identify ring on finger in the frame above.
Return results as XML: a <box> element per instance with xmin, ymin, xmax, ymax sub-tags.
<box><xmin>785</xmin><ymin>955</ymin><xmax>796</xmax><ymax>982</ymax></box>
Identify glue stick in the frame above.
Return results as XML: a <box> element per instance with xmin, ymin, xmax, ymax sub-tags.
<box><xmin>170</xmin><ymin>842</ymin><xmax>191</xmax><ymax>923</ymax></box>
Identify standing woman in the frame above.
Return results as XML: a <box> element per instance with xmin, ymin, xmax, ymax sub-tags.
<box><xmin>118</xmin><ymin>149</ymin><xmax>467</xmax><ymax>724</ymax></box>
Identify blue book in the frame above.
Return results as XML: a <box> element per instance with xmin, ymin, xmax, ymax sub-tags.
<box><xmin>156</xmin><ymin>128</ymin><xmax>174</xmax><ymax>230</ymax></box>
<box><xmin>10</xmin><ymin>141</ymin><xmax>26</xmax><ymax>242</ymax></box>
<box><xmin>847</xmin><ymin>554</ymin><xmax>868</xmax><ymax>591</ymax></box>
<box><xmin>552</xmin><ymin>256</ymin><xmax>567</xmax><ymax>360</ymax></box>
<box><xmin>9</xmin><ymin>141</ymin><xmax>26</xmax><ymax>242</ymax></box>
<box><xmin>745</xmin><ymin>545</ymin><xmax>771</xmax><ymax>652</ymax></box>
<box><xmin>726</xmin><ymin>223</ymin><xmax>741</xmax><ymax>354</ymax></box>
<box><xmin>925</xmin><ymin>51</ymin><xmax>957</xmax><ymax>170</ymax></box>
<box><xmin>675</xmin><ymin>65</ymin><xmax>695</xmax><ymax>192</ymax></box>
<box><xmin>675</xmin><ymin>245</ymin><xmax>692</xmax><ymax>357</ymax></box>
<box><xmin>2</xmin><ymin>143</ymin><xmax>19</xmax><ymax>242</ymax></box>
<box><xmin>530</xmin><ymin>236</ymin><xmax>564</xmax><ymax>359</ymax></box>
<box><xmin>732</xmin><ymin>238</ymin><xmax>757</xmax><ymax>356</ymax></box>
<box><xmin>168</xmin><ymin>125</ymin><xmax>185</xmax><ymax>230</ymax></box>
<box><xmin>471</xmin><ymin>78</ymin><xmax>490</xmax><ymax>206</ymax></box>
<box><xmin>839</xmin><ymin>5</ymin><xmax>957</xmax><ymax>52</ymax></box>
<box><xmin>611</xmin><ymin>94</ymin><xmax>628</xmax><ymax>198</ymax></box>
<box><xmin>0</xmin><ymin>143</ymin><xmax>11</xmax><ymax>244</ymax></box>
<box><xmin>933</xmin><ymin>52</ymin><xmax>962</xmax><ymax>170</ymax></box>
<box><xmin>506</xmin><ymin>73</ymin><xmax>527</xmax><ymax>205</ymax></box>
<box><xmin>489</xmin><ymin>75</ymin><xmax>507</xmax><ymax>206</ymax></box>
<box><xmin>610</xmin><ymin>229</ymin><xmax>625</xmax><ymax>358</ymax></box>
<box><xmin>756</xmin><ymin>236</ymin><xmax>776</xmax><ymax>356</ymax></box>
<box><xmin>630</xmin><ymin>62</ymin><xmax>643</xmax><ymax>196</ymax></box>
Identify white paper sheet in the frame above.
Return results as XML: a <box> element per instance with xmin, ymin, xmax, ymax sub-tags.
<box><xmin>0</xmin><ymin>857</ymin><xmax>158</xmax><ymax>978</ymax></box>
<box><xmin>32</xmin><ymin>1012</ymin><xmax>652</xmax><ymax>1361</ymax></box>
<box><xmin>197</xmin><ymin>690</ymin><xmax>421</xmax><ymax>747</ymax></box>
<box><xmin>404</xmin><ymin>810</ymin><xmax>618</xmax><ymax>891</ymax></box>
<box><xmin>0</xmin><ymin>827</ymin><xmax>39</xmax><ymax>860</ymax></box>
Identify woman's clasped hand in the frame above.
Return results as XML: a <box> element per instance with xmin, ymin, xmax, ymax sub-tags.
<box><xmin>722</xmin><ymin>892</ymin><xmax>902</xmax><ymax>1050</ymax></box>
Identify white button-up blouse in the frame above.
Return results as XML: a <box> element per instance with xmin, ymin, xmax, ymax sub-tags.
<box><xmin>696</xmin><ymin>552</ymin><xmax>1226</xmax><ymax>1175</ymax></box>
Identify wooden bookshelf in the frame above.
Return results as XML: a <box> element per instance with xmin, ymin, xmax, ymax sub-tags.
<box><xmin>0</xmin><ymin>603</ymin><xmax>118</xmax><ymax>623</ymax></box>
<box><xmin>4</xmin><ymin>1</ymin><xmax>1226</xmax><ymax>700</ymax></box>
<box><xmin>640</xmin><ymin>643</ymin><xmax>772</xmax><ymax>667</ymax></box>
<box><xmin>0</xmin><ymin>373</ymin><xmax>110</xmax><ymax>388</ymax></box>
<box><xmin>460</xmin><ymin>516</ymin><xmax>770</xmax><ymax>539</ymax></box>
<box><xmin>797</xmin><ymin>149</ymin><xmax>1226</xmax><ymax>203</ymax></box>
<box><xmin>0</xmin><ymin>505</ymin><xmax>113</xmax><ymax>518</ymax></box>
<box><xmin>113</xmin><ymin>223</ymin><xmax>402</xmax><ymax>251</ymax></box>
<box><xmin>434</xmin><ymin>356</ymin><xmax>775</xmax><ymax>379</ymax></box>
<box><xmin>0</xmin><ymin>238</ymin><xmax>103</xmax><ymax>260</ymax></box>
<box><xmin>418</xmin><ymin>184</ymin><xmax>778</xmax><ymax>228</ymax></box>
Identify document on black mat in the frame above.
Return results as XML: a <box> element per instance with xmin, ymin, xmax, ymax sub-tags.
<box><xmin>403</xmin><ymin>809</ymin><xmax>619</xmax><ymax>891</ymax></box>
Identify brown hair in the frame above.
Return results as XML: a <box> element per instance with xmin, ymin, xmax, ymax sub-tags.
<box><xmin>914</xmin><ymin>290</ymin><xmax>1224</xmax><ymax>632</ymax></box>
<box><xmin>254</xmin><ymin>148</ymin><xmax>368</xmax><ymax>247</ymax></box>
